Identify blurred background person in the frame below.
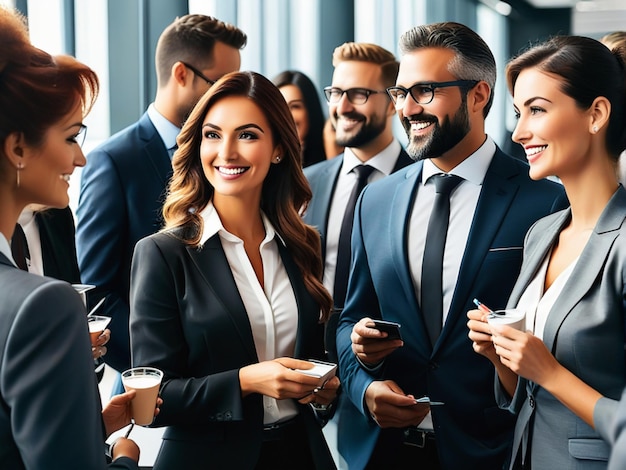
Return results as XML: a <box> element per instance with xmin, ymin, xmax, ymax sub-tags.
<box><xmin>0</xmin><ymin>6</ymin><xmax>142</xmax><ymax>468</ymax></box>
<box><xmin>323</xmin><ymin>118</ymin><xmax>344</xmax><ymax>159</ymax></box>
<box><xmin>273</xmin><ymin>70</ymin><xmax>327</xmax><ymax>167</ymax></box>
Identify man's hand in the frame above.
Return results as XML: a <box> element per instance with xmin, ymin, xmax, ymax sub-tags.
<box><xmin>351</xmin><ymin>317</ymin><xmax>403</xmax><ymax>366</ymax></box>
<box><xmin>365</xmin><ymin>380</ymin><xmax>430</xmax><ymax>428</ymax></box>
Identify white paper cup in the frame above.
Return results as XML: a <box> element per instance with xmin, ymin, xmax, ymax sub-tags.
<box><xmin>487</xmin><ymin>308</ymin><xmax>526</xmax><ymax>331</ymax></box>
<box><xmin>121</xmin><ymin>367</ymin><xmax>163</xmax><ymax>426</ymax></box>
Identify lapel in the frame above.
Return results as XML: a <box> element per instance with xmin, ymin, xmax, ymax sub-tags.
<box><xmin>541</xmin><ymin>188</ymin><xmax>626</xmax><ymax>353</ymax></box>
<box><xmin>439</xmin><ymin>151</ymin><xmax>523</xmax><ymax>348</ymax></box>
<box><xmin>138</xmin><ymin>113</ymin><xmax>173</xmax><ymax>187</ymax></box>
<box><xmin>187</xmin><ymin>235</ymin><xmax>258</xmax><ymax>362</ymax></box>
<box><xmin>306</xmin><ymin>156</ymin><xmax>343</xmax><ymax>247</ymax></box>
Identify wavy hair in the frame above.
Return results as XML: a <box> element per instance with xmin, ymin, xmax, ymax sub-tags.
<box><xmin>163</xmin><ymin>71</ymin><xmax>332</xmax><ymax>321</ymax></box>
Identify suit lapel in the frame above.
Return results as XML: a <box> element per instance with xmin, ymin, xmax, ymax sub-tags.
<box><xmin>138</xmin><ymin>114</ymin><xmax>173</xmax><ymax>187</ymax></box>
<box><xmin>306</xmin><ymin>157</ymin><xmax>343</xmax><ymax>252</ymax></box>
<box><xmin>441</xmin><ymin>151</ymin><xmax>522</xmax><ymax>345</ymax></box>
<box><xmin>542</xmin><ymin>189</ymin><xmax>626</xmax><ymax>353</ymax></box>
<box><xmin>187</xmin><ymin>235</ymin><xmax>258</xmax><ymax>361</ymax></box>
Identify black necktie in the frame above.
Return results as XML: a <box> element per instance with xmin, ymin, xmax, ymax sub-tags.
<box><xmin>333</xmin><ymin>164</ymin><xmax>375</xmax><ymax>307</ymax></box>
<box><xmin>11</xmin><ymin>223</ymin><xmax>30</xmax><ymax>271</ymax></box>
<box><xmin>421</xmin><ymin>174</ymin><xmax>463</xmax><ymax>346</ymax></box>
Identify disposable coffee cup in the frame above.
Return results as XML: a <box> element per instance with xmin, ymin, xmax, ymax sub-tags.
<box><xmin>121</xmin><ymin>367</ymin><xmax>163</xmax><ymax>426</ymax></box>
<box><xmin>487</xmin><ymin>308</ymin><xmax>525</xmax><ymax>331</ymax></box>
<box><xmin>87</xmin><ymin>315</ymin><xmax>111</xmax><ymax>343</ymax></box>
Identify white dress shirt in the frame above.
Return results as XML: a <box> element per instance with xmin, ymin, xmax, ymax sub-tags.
<box><xmin>323</xmin><ymin>139</ymin><xmax>403</xmax><ymax>295</ymax></box>
<box><xmin>17</xmin><ymin>208</ymin><xmax>43</xmax><ymax>275</ymax></box>
<box><xmin>409</xmin><ymin>137</ymin><xmax>495</xmax><ymax>431</ymax></box>
<box><xmin>147</xmin><ymin>103</ymin><xmax>180</xmax><ymax>158</ymax></box>
<box><xmin>199</xmin><ymin>202</ymin><xmax>299</xmax><ymax>424</ymax></box>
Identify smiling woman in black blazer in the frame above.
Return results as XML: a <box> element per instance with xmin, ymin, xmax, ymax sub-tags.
<box><xmin>130</xmin><ymin>71</ymin><xmax>338</xmax><ymax>470</ymax></box>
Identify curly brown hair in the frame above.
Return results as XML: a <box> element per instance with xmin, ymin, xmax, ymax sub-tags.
<box><xmin>163</xmin><ymin>71</ymin><xmax>332</xmax><ymax>321</ymax></box>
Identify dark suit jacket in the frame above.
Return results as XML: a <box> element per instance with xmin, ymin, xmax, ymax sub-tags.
<box><xmin>77</xmin><ymin>112</ymin><xmax>171</xmax><ymax>372</ymax></box>
<box><xmin>36</xmin><ymin>207</ymin><xmax>81</xmax><ymax>284</ymax></box>
<box><xmin>0</xmin><ymin>253</ymin><xmax>137</xmax><ymax>469</ymax></box>
<box><xmin>336</xmin><ymin>148</ymin><xmax>567</xmax><ymax>470</ymax></box>
<box><xmin>303</xmin><ymin>147</ymin><xmax>413</xmax><ymax>259</ymax></box>
<box><xmin>500</xmin><ymin>187</ymin><xmax>626</xmax><ymax>469</ymax></box>
<box><xmin>129</xmin><ymin>230</ymin><xmax>335</xmax><ymax>470</ymax></box>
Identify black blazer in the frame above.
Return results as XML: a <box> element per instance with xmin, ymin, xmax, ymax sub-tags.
<box><xmin>36</xmin><ymin>207</ymin><xmax>81</xmax><ymax>284</ymax></box>
<box><xmin>129</xmin><ymin>230</ymin><xmax>335</xmax><ymax>469</ymax></box>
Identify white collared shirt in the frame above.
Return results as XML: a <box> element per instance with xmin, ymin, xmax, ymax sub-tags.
<box><xmin>17</xmin><ymin>208</ymin><xmax>43</xmax><ymax>275</ymax></box>
<box><xmin>323</xmin><ymin>139</ymin><xmax>403</xmax><ymax>295</ymax></box>
<box><xmin>409</xmin><ymin>137</ymin><xmax>495</xmax><ymax>431</ymax></box>
<box><xmin>147</xmin><ymin>103</ymin><xmax>180</xmax><ymax>158</ymax></box>
<box><xmin>199</xmin><ymin>202</ymin><xmax>299</xmax><ymax>424</ymax></box>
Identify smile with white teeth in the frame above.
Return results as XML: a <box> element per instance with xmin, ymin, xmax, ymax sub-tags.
<box><xmin>525</xmin><ymin>145</ymin><xmax>547</xmax><ymax>156</ymax></box>
<box><xmin>411</xmin><ymin>121</ymin><xmax>433</xmax><ymax>131</ymax></box>
<box><xmin>60</xmin><ymin>174</ymin><xmax>71</xmax><ymax>182</ymax></box>
<box><xmin>217</xmin><ymin>166</ymin><xmax>247</xmax><ymax>175</ymax></box>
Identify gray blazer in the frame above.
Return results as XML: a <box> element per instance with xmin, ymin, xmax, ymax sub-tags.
<box><xmin>0</xmin><ymin>253</ymin><xmax>137</xmax><ymax>469</ymax></box>
<box><xmin>498</xmin><ymin>186</ymin><xmax>626</xmax><ymax>469</ymax></box>
<box><xmin>596</xmin><ymin>387</ymin><xmax>626</xmax><ymax>470</ymax></box>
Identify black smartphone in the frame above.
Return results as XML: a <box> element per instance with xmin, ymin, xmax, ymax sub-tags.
<box><xmin>371</xmin><ymin>319</ymin><xmax>402</xmax><ymax>340</ymax></box>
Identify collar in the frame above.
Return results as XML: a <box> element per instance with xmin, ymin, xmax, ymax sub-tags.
<box><xmin>0</xmin><ymin>231</ymin><xmax>17</xmax><ymax>268</ymax></box>
<box><xmin>147</xmin><ymin>103</ymin><xmax>180</xmax><ymax>151</ymax></box>
<box><xmin>341</xmin><ymin>139</ymin><xmax>402</xmax><ymax>176</ymax></box>
<box><xmin>198</xmin><ymin>201</ymin><xmax>286</xmax><ymax>247</ymax></box>
<box><xmin>421</xmin><ymin>136</ymin><xmax>495</xmax><ymax>186</ymax></box>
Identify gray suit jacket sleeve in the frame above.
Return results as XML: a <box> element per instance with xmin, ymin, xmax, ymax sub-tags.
<box><xmin>0</xmin><ymin>267</ymin><xmax>137</xmax><ymax>469</ymax></box>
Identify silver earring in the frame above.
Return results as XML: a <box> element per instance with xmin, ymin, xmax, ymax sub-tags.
<box><xmin>16</xmin><ymin>161</ymin><xmax>22</xmax><ymax>188</ymax></box>
<box><xmin>275</xmin><ymin>156</ymin><xmax>281</xmax><ymax>162</ymax></box>
<box><xmin>593</xmin><ymin>125</ymin><xmax>598</xmax><ymax>133</ymax></box>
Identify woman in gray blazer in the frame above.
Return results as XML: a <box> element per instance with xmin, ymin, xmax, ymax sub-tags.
<box><xmin>0</xmin><ymin>6</ymin><xmax>145</xmax><ymax>469</ymax></box>
<box><xmin>468</xmin><ymin>36</ymin><xmax>626</xmax><ymax>468</ymax></box>
<box><xmin>130</xmin><ymin>71</ymin><xmax>338</xmax><ymax>469</ymax></box>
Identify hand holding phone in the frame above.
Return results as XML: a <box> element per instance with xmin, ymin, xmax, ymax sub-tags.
<box><xmin>370</xmin><ymin>319</ymin><xmax>402</xmax><ymax>341</ymax></box>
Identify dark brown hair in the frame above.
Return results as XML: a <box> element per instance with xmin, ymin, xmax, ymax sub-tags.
<box><xmin>163</xmin><ymin>71</ymin><xmax>332</xmax><ymax>321</ymax></box>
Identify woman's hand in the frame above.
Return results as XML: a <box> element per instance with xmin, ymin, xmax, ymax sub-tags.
<box><xmin>91</xmin><ymin>328</ymin><xmax>110</xmax><ymax>360</ymax></box>
<box><xmin>239</xmin><ymin>358</ymin><xmax>324</xmax><ymax>399</ymax></box>
<box><xmin>102</xmin><ymin>389</ymin><xmax>163</xmax><ymax>436</ymax></box>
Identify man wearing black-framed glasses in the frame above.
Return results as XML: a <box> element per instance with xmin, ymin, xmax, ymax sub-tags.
<box><xmin>302</xmin><ymin>41</ymin><xmax>413</xmax><ymax>468</ymax></box>
<box><xmin>77</xmin><ymin>14</ymin><xmax>246</xmax><ymax>390</ymax></box>
<box><xmin>336</xmin><ymin>22</ymin><xmax>567</xmax><ymax>470</ymax></box>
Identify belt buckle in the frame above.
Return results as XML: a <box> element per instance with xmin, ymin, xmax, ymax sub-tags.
<box><xmin>403</xmin><ymin>427</ymin><xmax>427</xmax><ymax>448</ymax></box>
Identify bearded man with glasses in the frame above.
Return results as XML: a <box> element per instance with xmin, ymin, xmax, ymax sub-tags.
<box><xmin>335</xmin><ymin>22</ymin><xmax>568</xmax><ymax>470</ymax></box>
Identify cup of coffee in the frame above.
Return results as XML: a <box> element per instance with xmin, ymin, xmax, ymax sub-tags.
<box><xmin>121</xmin><ymin>367</ymin><xmax>163</xmax><ymax>426</ymax></box>
<box><xmin>487</xmin><ymin>308</ymin><xmax>526</xmax><ymax>331</ymax></box>
<box><xmin>87</xmin><ymin>315</ymin><xmax>111</xmax><ymax>343</ymax></box>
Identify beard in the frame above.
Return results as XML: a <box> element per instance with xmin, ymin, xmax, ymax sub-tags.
<box><xmin>333</xmin><ymin>111</ymin><xmax>387</xmax><ymax>148</ymax></box>
<box><xmin>403</xmin><ymin>100</ymin><xmax>471</xmax><ymax>162</ymax></box>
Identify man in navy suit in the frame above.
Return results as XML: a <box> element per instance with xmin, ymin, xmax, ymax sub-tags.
<box><xmin>303</xmin><ymin>42</ymin><xmax>413</xmax><ymax>362</ymax></box>
<box><xmin>336</xmin><ymin>23</ymin><xmax>567</xmax><ymax>469</ymax></box>
<box><xmin>76</xmin><ymin>14</ymin><xmax>246</xmax><ymax>374</ymax></box>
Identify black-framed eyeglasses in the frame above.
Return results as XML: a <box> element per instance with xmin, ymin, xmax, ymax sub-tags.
<box><xmin>386</xmin><ymin>80</ymin><xmax>479</xmax><ymax>106</ymax></box>
<box><xmin>323</xmin><ymin>87</ymin><xmax>387</xmax><ymax>105</ymax></box>
<box><xmin>181</xmin><ymin>61</ymin><xmax>216</xmax><ymax>86</ymax></box>
<box><xmin>75</xmin><ymin>124</ymin><xmax>88</xmax><ymax>147</ymax></box>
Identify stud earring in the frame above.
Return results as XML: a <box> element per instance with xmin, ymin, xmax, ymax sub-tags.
<box><xmin>16</xmin><ymin>161</ymin><xmax>23</xmax><ymax>188</ymax></box>
<box><xmin>593</xmin><ymin>125</ymin><xmax>598</xmax><ymax>134</ymax></box>
<box><xmin>275</xmin><ymin>156</ymin><xmax>281</xmax><ymax>162</ymax></box>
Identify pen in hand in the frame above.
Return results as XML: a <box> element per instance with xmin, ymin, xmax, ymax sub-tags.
<box><xmin>473</xmin><ymin>298</ymin><xmax>493</xmax><ymax>315</ymax></box>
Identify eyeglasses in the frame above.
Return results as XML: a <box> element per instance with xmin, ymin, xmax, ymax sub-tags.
<box><xmin>323</xmin><ymin>87</ymin><xmax>387</xmax><ymax>105</ymax></box>
<box><xmin>75</xmin><ymin>124</ymin><xmax>88</xmax><ymax>147</ymax></box>
<box><xmin>181</xmin><ymin>61</ymin><xmax>216</xmax><ymax>86</ymax></box>
<box><xmin>386</xmin><ymin>80</ymin><xmax>479</xmax><ymax>106</ymax></box>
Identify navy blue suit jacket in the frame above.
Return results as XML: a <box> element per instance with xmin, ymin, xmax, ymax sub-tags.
<box><xmin>336</xmin><ymin>148</ymin><xmax>567</xmax><ymax>469</ymax></box>
<box><xmin>303</xmin><ymin>148</ymin><xmax>413</xmax><ymax>258</ymax></box>
<box><xmin>77</xmin><ymin>112</ymin><xmax>171</xmax><ymax>371</ymax></box>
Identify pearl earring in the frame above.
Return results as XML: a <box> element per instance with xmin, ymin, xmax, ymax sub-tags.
<box><xmin>593</xmin><ymin>125</ymin><xmax>598</xmax><ymax>134</ymax></box>
<box><xmin>275</xmin><ymin>156</ymin><xmax>281</xmax><ymax>162</ymax></box>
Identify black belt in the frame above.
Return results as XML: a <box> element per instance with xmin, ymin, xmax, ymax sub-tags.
<box><xmin>262</xmin><ymin>417</ymin><xmax>299</xmax><ymax>442</ymax></box>
<box><xmin>403</xmin><ymin>427</ymin><xmax>436</xmax><ymax>448</ymax></box>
